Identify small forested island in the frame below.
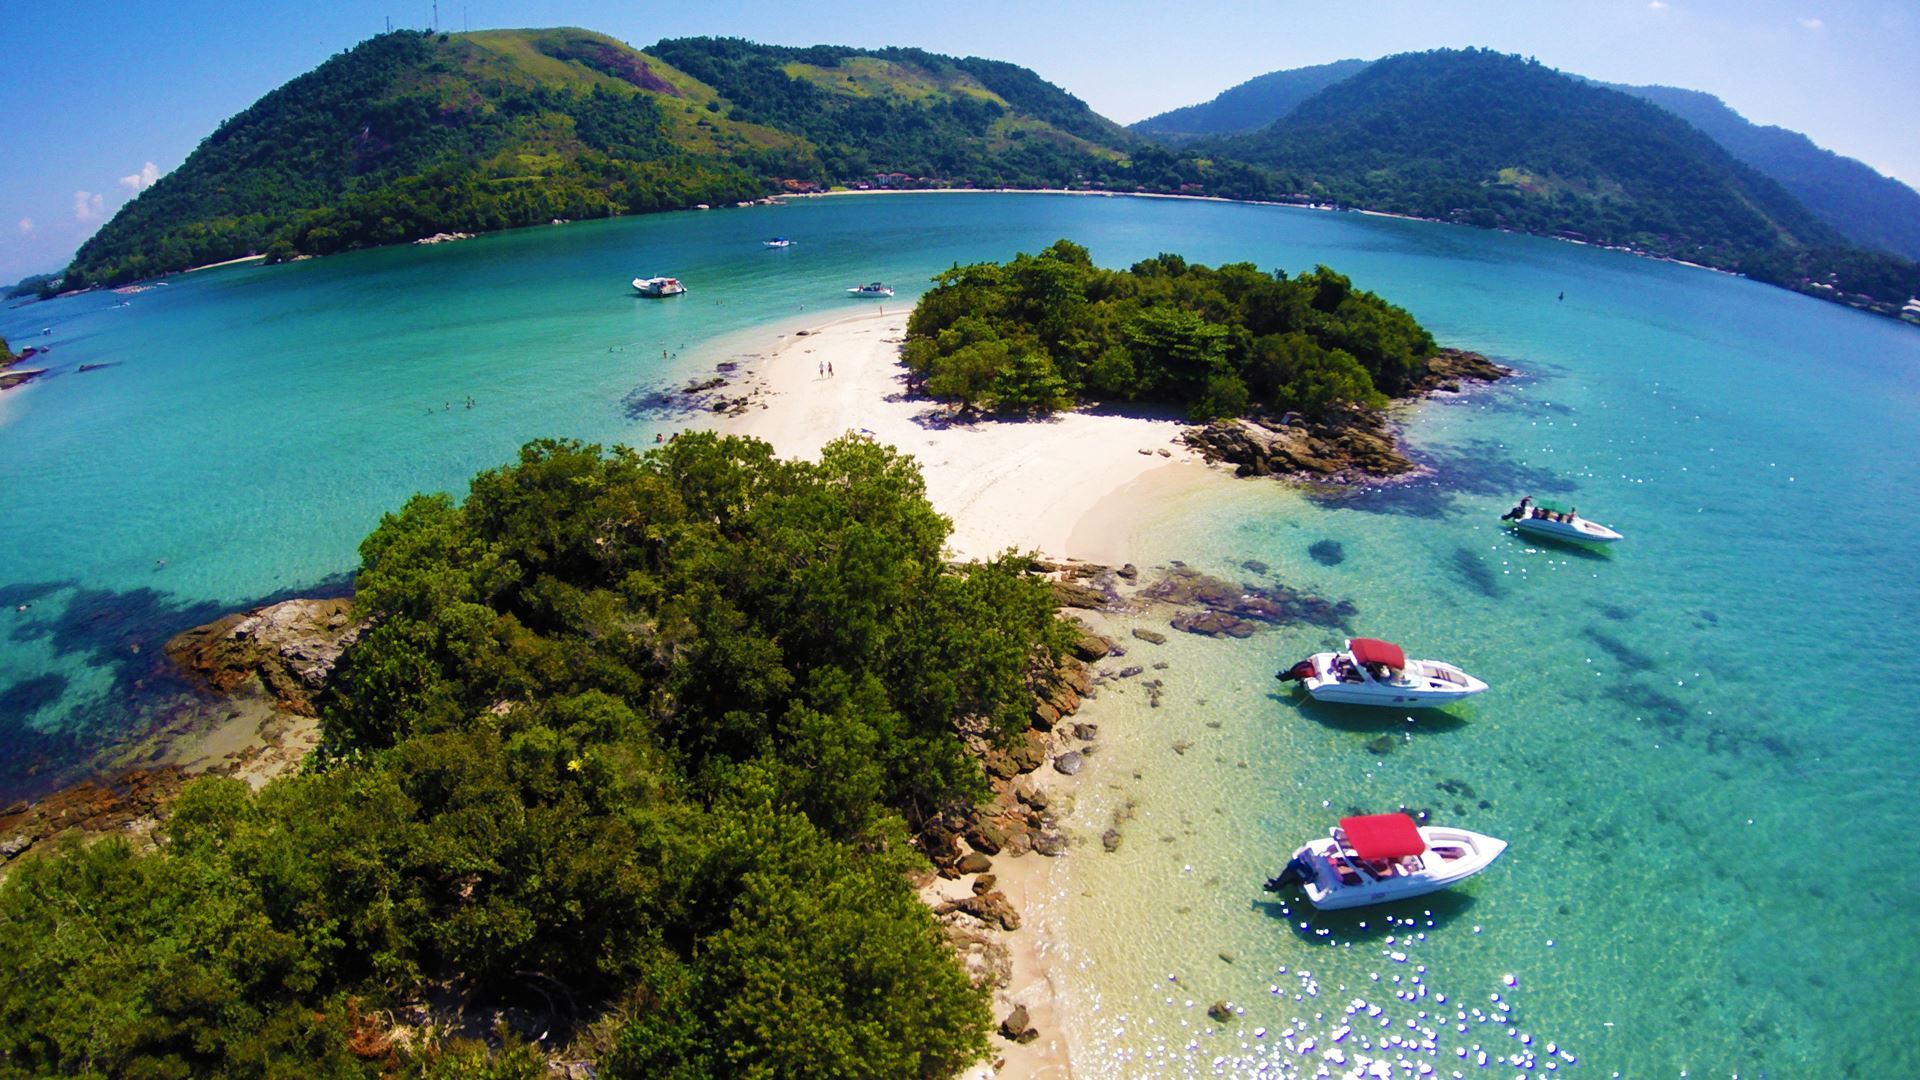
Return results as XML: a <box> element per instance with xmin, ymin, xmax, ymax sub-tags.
<box><xmin>905</xmin><ymin>240</ymin><xmax>1506</xmax><ymax>479</ymax></box>
<box><xmin>0</xmin><ymin>434</ymin><xmax>1077</xmax><ymax>1077</ymax></box>
<box><xmin>0</xmin><ymin>334</ymin><xmax>47</xmax><ymax>391</ymax></box>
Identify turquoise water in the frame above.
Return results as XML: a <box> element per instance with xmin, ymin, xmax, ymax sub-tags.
<box><xmin>4</xmin><ymin>194</ymin><xmax>1917</xmax><ymax>1074</ymax></box>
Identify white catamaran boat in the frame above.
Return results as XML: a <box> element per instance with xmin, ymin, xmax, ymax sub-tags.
<box><xmin>1264</xmin><ymin>812</ymin><xmax>1507</xmax><ymax>910</ymax></box>
<box><xmin>632</xmin><ymin>276</ymin><xmax>686</xmax><ymax>297</ymax></box>
<box><xmin>762</xmin><ymin>237</ymin><xmax>793</xmax><ymax>248</ymax></box>
<box><xmin>1277</xmin><ymin>637</ymin><xmax>1488</xmax><ymax>707</ymax></box>
<box><xmin>1501</xmin><ymin>497</ymin><xmax>1623</xmax><ymax>544</ymax></box>
<box><xmin>847</xmin><ymin>282</ymin><xmax>893</xmax><ymax>297</ymax></box>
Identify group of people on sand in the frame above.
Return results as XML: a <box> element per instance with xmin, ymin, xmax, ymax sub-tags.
<box><xmin>1503</xmin><ymin>495</ymin><xmax>1576</xmax><ymax>523</ymax></box>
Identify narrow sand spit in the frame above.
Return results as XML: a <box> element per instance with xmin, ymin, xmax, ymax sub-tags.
<box><xmin>715</xmin><ymin>308</ymin><xmax>1223</xmax><ymax>564</ymax></box>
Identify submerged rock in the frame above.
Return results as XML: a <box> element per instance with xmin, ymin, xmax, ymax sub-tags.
<box><xmin>1308</xmin><ymin>539</ymin><xmax>1346</xmax><ymax>566</ymax></box>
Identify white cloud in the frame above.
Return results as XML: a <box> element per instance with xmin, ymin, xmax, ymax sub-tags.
<box><xmin>1798</xmin><ymin>16</ymin><xmax>1824</xmax><ymax>29</ymax></box>
<box><xmin>74</xmin><ymin>191</ymin><xmax>105</xmax><ymax>222</ymax></box>
<box><xmin>16</xmin><ymin>217</ymin><xmax>31</xmax><ymax>234</ymax></box>
<box><xmin>1648</xmin><ymin>1</ymin><xmax>1667</xmax><ymax>9</ymax></box>
<box><xmin>119</xmin><ymin>161</ymin><xmax>161</xmax><ymax>193</ymax></box>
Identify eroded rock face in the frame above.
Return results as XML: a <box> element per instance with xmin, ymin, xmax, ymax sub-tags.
<box><xmin>1180</xmin><ymin>350</ymin><xmax>1508</xmax><ymax>485</ymax></box>
<box><xmin>165</xmin><ymin>598</ymin><xmax>365</xmax><ymax>715</ymax></box>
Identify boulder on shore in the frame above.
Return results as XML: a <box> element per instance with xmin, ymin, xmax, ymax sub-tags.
<box><xmin>165</xmin><ymin>597</ymin><xmax>364</xmax><ymax>715</ymax></box>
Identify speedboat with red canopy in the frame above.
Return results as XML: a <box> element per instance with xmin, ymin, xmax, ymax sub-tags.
<box><xmin>1276</xmin><ymin>637</ymin><xmax>1488</xmax><ymax>706</ymax></box>
<box><xmin>1263</xmin><ymin>812</ymin><xmax>1507</xmax><ymax>910</ymax></box>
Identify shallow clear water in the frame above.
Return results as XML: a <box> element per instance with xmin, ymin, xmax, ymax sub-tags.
<box><xmin>4</xmin><ymin>193</ymin><xmax>1918</xmax><ymax>1075</ymax></box>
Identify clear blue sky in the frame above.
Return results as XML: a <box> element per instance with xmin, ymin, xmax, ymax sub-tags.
<box><xmin>3</xmin><ymin>0</ymin><xmax>1915</xmax><ymax>283</ymax></box>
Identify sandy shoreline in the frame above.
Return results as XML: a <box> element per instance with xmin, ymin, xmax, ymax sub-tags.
<box><xmin>710</xmin><ymin>308</ymin><xmax>1226</xmax><ymax>564</ymax></box>
<box><xmin>703</xmin><ymin>311</ymin><xmax>1238</xmax><ymax>1077</ymax></box>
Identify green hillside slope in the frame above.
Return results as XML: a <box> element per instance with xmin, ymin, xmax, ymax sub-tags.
<box><xmin>1130</xmin><ymin>59</ymin><xmax>1372</xmax><ymax>143</ymax></box>
<box><xmin>1615</xmin><ymin>83</ymin><xmax>1920</xmax><ymax>262</ymax></box>
<box><xmin>1220</xmin><ymin>50</ymin><xmax>1837</xmax><ymax>258</ymax></box>
<box><xmin>1212</xmin><ymin>49</ymin><xmax>1918</xmax><ymax>313</ymax></box>
<box><xmin>66</xmin><ymin>29</ymin><xmax>794</xmax><ymax>287</ymax></box>
<box><xmin>71</xmin><ymin>31</ymin><xmax>1243</xmax><ymax>288</ymax></box>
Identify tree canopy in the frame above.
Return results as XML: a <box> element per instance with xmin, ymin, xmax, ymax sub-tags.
<box><xmin>0</xmin><ymin>433</ymin><xmax>1072</xmax><ymax>1078</ymax></box>
<box><xmin>903</xmin><ymin>240</ymin><xmax>1437</xmax><ymax>420</ymax></box>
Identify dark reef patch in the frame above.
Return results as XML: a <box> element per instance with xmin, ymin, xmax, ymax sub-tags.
<box><xmin>1307</xmin><ymin>540</ymin><xmax>1346</xmax><ymax>566</ymax></box>
<box><xmin>0</xmin><ymin>572</ymin><xmax>353</xmax><ymax>801</ymax></box>
<box><xmin>1448</xmin><ymin>546</ymin><xmax>1503</xmax><ymax>598</ymax></box>
<box><xmin>1583</xmin><ymin>627</ymin><xmax>1657</xmax><ymax>672</ymax></box>
<box><xmin>0</xmin><ymin>673</ymin><xmax>69</xmax><ymax>726</ymax></box>
<box><xmin>1309</xmin><ymin>436</ymin><xmax>1575</xmax><ymax>519</ymax></box>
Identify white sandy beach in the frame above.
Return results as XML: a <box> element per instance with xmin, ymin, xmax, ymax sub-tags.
<box><xmin>715</xmin><ymin>308</ymin><xmax>1223</xmax><ymax>565</ymax></box>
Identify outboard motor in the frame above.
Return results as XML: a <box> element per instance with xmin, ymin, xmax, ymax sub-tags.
<box><xmin>1263</xmin><ymin>854</ymin><xmax>1314</xmax><ymax>892</ymax></box>
<box><xmin>1275</xmin><ymin>659</ymin><xmax>1316</xmax><ymax>683</ymax></box>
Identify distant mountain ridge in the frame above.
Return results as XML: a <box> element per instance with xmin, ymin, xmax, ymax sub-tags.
<box><xmin>1129</xmin><ymin>59</ymin><xmax>1371</xmax><ymax>142</ymax></box>
<box><xmin>1213</xmin><ymin>50</ymin><xmax>1839</xmax><ymax>256</ymax></box>
<box><xmin>1606</xmin><ymin>82</ymin><xmax>1920</xmax><ymax>261</ymax></box>
<box><xmin>1137</xmin><ymin>55</ymin><xmax>1920</xmax><ymax>270</ymax></box>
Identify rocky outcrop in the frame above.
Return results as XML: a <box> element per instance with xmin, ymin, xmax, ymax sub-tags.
<box><xmin>1413</xmin><ymin>348</ymin><xmax>1512</xmax><ymax>392</ymax></box>
<box><xmin>1139</xmin><ymin>566</ymin><xmax>1357</xmax><ymax>638</ymax></box>
<box><xmin>1181</xmin><ymin>409</ymin><xmax>1408</xmax><ymax>482</ymax></box>
<box><xmin>1181</xmin><ymin>350</ymin><xmax>1509</xmax><ymax>484</ymax></box>
<box><xmin>0</xmin><ymin>766</ymin><xmax>187</xmax><ymax>872</ymax></box>
<box><xmin>165</xmin><ymin>597</ymin><xmax>364</xmax><ymax>715</ymax></box>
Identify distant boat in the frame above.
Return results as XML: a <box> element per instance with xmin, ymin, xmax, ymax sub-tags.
<box><xmin>847</xmin><ymin>282</ymin><xmax>893</xmax><ymax>297</ymax></box>
<box><xmin>763</xmin><ymin>237</ymin><xmax>793</xmax><ymax>248</ymax></box>
<box><xmin>632</xmin><ymin>276</ymin><xmax>686</xmax><ymax>297</ymax></box>
<box><xmin>1263</xmin><ymin>812</ymin><xmax>1507</xmax><ymax>910</ymax></box>
<box><xmin>1277</xmin><ymin>637</ymin><xmax>1488</xmax><ymax>707</ymax></box>
<box><xmin>1501</xmin><ymin>497</ymin><xmax>1623</xmax><ymax>544</ymax></box>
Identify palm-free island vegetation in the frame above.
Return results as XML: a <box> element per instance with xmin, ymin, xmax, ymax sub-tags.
<box><xmin>41</xmin><ymin>31</ymin><xmax>1919</xmax><ymax>324</ymax></box>
<box><xmin>0</xmin><ymin>433</ymin><xmax>1072</xmax><ymax>1077</ymax></box>
<box><xmin>0</xmin><ymin>238</ymin><xmax>1481</xmax><ymax>1073</ymax></box>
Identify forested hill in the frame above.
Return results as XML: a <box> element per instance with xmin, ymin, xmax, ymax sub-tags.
<box><xmin>66</xmin><ymin>29</ymin><xmax>1183</xmax><ymax>288</ymax></box>
<box><xmin>1129</xmin><ymin>59</ymin><xmax>1371</xmax><ymax>143</ymax></box>
<box><xmin>1611</xmin><ymin>82</ymin><xmax>1920</xmax><ymax>262</ymax></box>
<box><xmin>65</xmin><ymin>29</ymin><xmax>787</xmax><ymax>287</ymax></box>
<box><xmin>1208</xmin><ymin>49</ymin><xmax>1920</xmax><ymax>315</ymax></box>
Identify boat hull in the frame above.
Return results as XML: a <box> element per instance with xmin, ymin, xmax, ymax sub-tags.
<box><xmin>1295</xmin><ymin>827</ymin><xmax>1506</xmax><ymax>910</ymax></box>
<box><xmin>1294</xmin><ymin>651</ymin><xmax>1488</xmax><ymax>707</ymax></box>
<box><xmin>1512</xmin><ymin>517</ymin><xmax>1622</xmax><ymax>544</ymax></box>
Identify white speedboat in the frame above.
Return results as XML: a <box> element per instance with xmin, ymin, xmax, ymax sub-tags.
<box><xmin>763</xmin><ymin>237</ymin><xmax>792</xmax><ymax>248</ymax></box>
<box><xmin>1264</xmin><ymin>813</ymin><xmax>1507</xmax><ymax>910</ymax></box>
<box><xmin>1277</xmin><ymin>637</ymin><xmax>1487</xmax><ymax>707</ymax></box>
<box><xmin>1502</xmin><ymin>498</ymin><xmax>1622</xmax><ymax>544</ymax></box>
<box><xmin>633</xmin><ymin>276</ymin><xmax>686</xmax><ymax>297</ymax></box>
<box><xmin>847</xmin><ymin>282</ymin><xmax>893</xmax><ymax>297</ymax></box>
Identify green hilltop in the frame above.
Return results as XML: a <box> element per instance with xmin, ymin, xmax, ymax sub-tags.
<box><xmin>66</xmin><ymin>29</ymin><xmax>1205</xmax><ymax>288</ymax></box>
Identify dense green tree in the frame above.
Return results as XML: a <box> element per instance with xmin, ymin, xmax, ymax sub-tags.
<box><xmin>0</xmin><ymin>432</ymin><xmax>1063</xmax><ymax>1077</ymax></box>
<box><xmin>903</xmin><ymin>240</ymin><xmax>1441</xmax><ymax>421</ymax></box>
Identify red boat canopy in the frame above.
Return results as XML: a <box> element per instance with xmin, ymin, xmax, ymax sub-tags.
<box><xmin>1349</xmin><ymin>638</ymin><xmax>1407</xmax><ymax>670</ymax></box>
<box><xmin>1339</xmin><ymin>813</ymin><xmax>1427</xmax><ymax>859</ymax></box>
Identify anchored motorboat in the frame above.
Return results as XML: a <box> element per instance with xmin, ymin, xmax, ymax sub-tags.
<box><xmin>1264</xmin><ymin>812</ymin><xmax>1507</xmax><ymax>910</ymax></box>
<box><xmin>847</xmin><ymin>282</ymin><xmax>893</xmax><ymax>297</ymax></box>
<box><xmin>1277</xmin><ymin>637</ymin><xmax>1487</xmax><ymax>706</ymax></box>
<box><xmin>763</xmin><ymin>237</ymin><xmax>793</xmax><ymax>248</ymax></box>
<box><xmin>1502</xmin><ymin>497</ymin><xmax>1623</xmax><ymax>544</ymax></box>
<box><xmin>632</xmin><ymin>276</ymin><xmax>686</xmax><ymax>297</ymax></box>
